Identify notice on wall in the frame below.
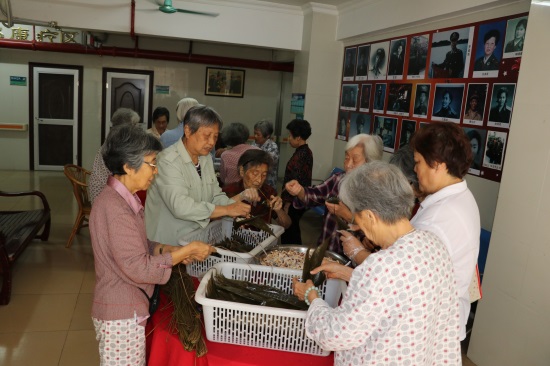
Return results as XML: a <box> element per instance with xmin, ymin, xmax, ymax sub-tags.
<box><xmin>155</xmin><ymin>85</ymin><xmax>170</xmax><ymax>94</ymax></box>
<box><xmin>10</xmin><ymin>76</ymin><xmax>27</xmax><ymax>86</ymax></box>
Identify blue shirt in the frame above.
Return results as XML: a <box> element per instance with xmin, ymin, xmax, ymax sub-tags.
<box><xmin>160</xmin><ymin>122</ymin><xmax>184</xmax><ymax>148</ymax></box>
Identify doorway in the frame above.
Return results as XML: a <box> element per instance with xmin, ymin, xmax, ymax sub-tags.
<box><xmin>101</xmin><ymin>68</ymin><xmax>153</xmax><ymax>144</ymax></box>
<box><xmin>29</xmin><ymin>63</ymin><xmax>83</xmax><ymax>170</ymax></box>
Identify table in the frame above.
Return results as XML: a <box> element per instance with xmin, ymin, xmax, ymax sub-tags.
<box><xmin>146</xmin><ymin>292</ymin><xmax>334</xmax><ymax>366</ymax></box>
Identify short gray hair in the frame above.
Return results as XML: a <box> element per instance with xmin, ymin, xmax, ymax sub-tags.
<box><xmin>389</xmin><ymin>145</ymin><xmax>419</xmax><ymax>192</ymax></box>
<box><xmin>340</xmin><ymin>161</ymin><xmax>414</xmax><ymax>223</ymax></box>
<box><xmin>222</xmin><ymin>122</ymin><xmax>250</xmax><ymax>146</ymax></box>
<box><xmin>254</xmin><ymin>119</ymin><xmax>274</xmax><ymax>138</ymax></box>
<box><xmin>102</xmin><ymin>124</ymin><xmax>162</xmax><ymax>175</ymax></box>
<box><xmin>111</xmin><ymin>108</ymin><xmax>140</xmax><ymax>127</ymax></box>
<box><xmin>176</xmin><ymin>97</ymin><xmax>199</xmax><ymax>122</ymax></box>
<box><xmin>184</xmin><ymin>105</ymin><xmax>223</xmax><ymax>135</ymax></box>
<box><xmin>346</xmin><ymin>134</ymin><xmax>383</xmax><ymax>162</ymax></box>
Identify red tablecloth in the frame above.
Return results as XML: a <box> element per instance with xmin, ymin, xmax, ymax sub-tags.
<box><xmin>146</xmin><ymin>291</ymin><xmax>334</xmax><ymax>366</ymax></box>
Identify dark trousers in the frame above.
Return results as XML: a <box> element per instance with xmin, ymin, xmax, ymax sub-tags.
<box><xmin>281</xmin><ymin>205</ymin><xmax>306</xmax><ymax>244</ymax></box>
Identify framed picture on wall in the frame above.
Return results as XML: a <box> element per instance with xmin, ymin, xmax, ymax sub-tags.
<box><xmin>101</xmin><ymin>68</ymin><xmax>154</xmax><ymax>143</ymax></box>
<box><xmin>407</xmin><ymin>34</ymin><xmax>430</xmax><ymax>79</ymax></box>
<box><xmin>336</xmin><ymin>110</ymin><xmax>349</xmax><ymax>140</ymax></box>
<box><xmin>388</xmin><ymin>38</ymin><xmax>407</xmax><ymax>80</ymax></box>
<box><xmin>431</xmin><ymin>83</ymin><xmax>465</xmax><ymax>123</ymax></box>
<box><xmin>487</xmin><ymin>83</ymin><xmax>516</xmax><ymax>128</ymax></box>
<box><xmin>374</xmin><ymin>115</ymin><xmax>397</xmax><ymax>153</ymax></box>
<box><xmin>472</xmin><ymin>20</ymin><xmax>506</xmax><ymax>78</ymax></box>
<box><xmin>428</xmin><ymin>27</ymin><xmax>473</xmax><ymax>79</ymax></box>
<box><xmin>349</xmin><ymin>113</ymin><xmax>371</xmax><ymax>139</ymax></box>
<box><xmin>503</xmin><ymin>16</ymin><xmax>528</xmax><ymax>58</ymax></box>
<box><xmin>463</xmin><ymin>126</ymin><xmax>487</xmax><ymax>176</ymax></box>
<box><xmin>463</xmin><ymin>83</ymin><xmax>488</xmax><ymax>126</ymax></box>
<box><xmin>205</xmin><ymin>67</ymin><xmax>245</xmax><ymax>97</ymax></box>
<box><xmin>355</xmin><ymin>45</ymin><xmax>370</xmax><ymax>81</ymax></box>
<box><xmin>386</xmin><ymin>83</ymin><xmax>413</xmax><ymax>116</ymax></box>
<box><xmin>368</xmin><ymin>41</ymin><xmax>390</xmax><ymax>80</ymax></box>
<box><xmin>340</xmin><ymin>84</ymin><xmax>358</xmax><ymax>110</ymax></box>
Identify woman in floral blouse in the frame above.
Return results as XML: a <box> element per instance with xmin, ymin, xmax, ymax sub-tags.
<box><xmin>293</xmin><ymin>162</ymin><xmax>461</xmax><ymax>365</ymax></box>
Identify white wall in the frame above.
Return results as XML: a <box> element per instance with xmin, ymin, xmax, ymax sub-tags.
<box><xmin>468</xmin><ymin>2</ymin><xmax>550</xmax><ymax>364</ymax></box>
<box><xmin>0</xmin><ymin>43</ymin><xmax>292</xmax><ymax>171</ymax></box>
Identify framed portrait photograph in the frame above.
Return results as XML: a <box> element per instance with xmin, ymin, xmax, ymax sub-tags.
<box><xmin>483</xmin><ymin>130</ymin><xmax>508</xmax><ymax>171</ymax></box>
<box><xmin>412</xmin><ymin>84</ymin><xmax>430</xmax><ymax>117</ymax></box>
<box><xmin>343</xmin><ymin>47</ymin><xmax>357</xmax><ymax>81</ymax></box>
<box><xmin>463</xmin><ymin>83</ymin><xmax>488</xmax><ymax>126</ymax></box>
<box><xmin>368</xmin><ymin>41</ymin><xmax>390</xmax><ymax>80</ymax></box>
<box><xmin>472</xmin><ymin>20</ymin><xmax>506</xmax><ymax>78</ymax></box>
<box><xmin>101</xmin><ymin>68</ymin><xmax>153</xmax><ymax>143</ymax></box>
<box><xmin>431</xmin><ymin>83</ymin><xmax>465</xmax><ymax>123</ymax></box>
<box><xmin>374</xmin><ymin>115</ymin><xmax>397</xmax><ymax>153</ymax></box>
<box><xmin>356</xmin><ymin>45</ymin><xmax>370</xmax><ymax>81</ymax></box>
<box><xmin>429</xmin><ymin>27</ymin><xmax>474</xmax><ymax>79</ymax></box>
<box><xmin>373</xmin><ymin>83</ymin><xmax>387</xmax><ymax>113</ymax></box>
<box><xmin>205</xmin><ymin>67</ymin><xmax>245</xmax><ymax>98</ymax></box>
<box><xmin>336</xmin><ymin>110</ymin><xmax>349</xmax><ymax>140</ymax></box>
<box><xmin>487</xmin><ymin>83</ymin><xmax>516</xmax><ymax>128</ymax></box>
<box><xmin>388</xmin><ymin>38</ymin><xmax>407</xmax><ymax>80</ymax></box>
<box><xmin>503</xmin><ymin>16</ymin><xmax>528</xmax><ymax>58</ymax></box>
<box><xmin>399</xmin><ymin>119</ymin><xmax>417</xmax><ymax>149</ymax></box>
<box><xmin>463</xmin><ymin>127</ymin><xmax>487</xmax><ymax>176</ymax></box>
<box><xmin>349</xmin><ymin>113</ymin><xmax>371</xmax><ymax>139</ymax></box>
<box><xmin>387</xmin><ymin>83</ymin><xmax>413</xmax><ymax>116</ymax></box>
<box><xmin>359</xmin><ymin>84</ymin><xmax>371</xmax><ymax>112</ymax></box>
<box><xmin>340</xmin><ymin>84</ymin><xmax>359</xmax><ymax>110</ymax></box>
<box><xmin>407</xmin><ymin>34</ymin><xmax>430</xmax><ymax>79</ymax></box>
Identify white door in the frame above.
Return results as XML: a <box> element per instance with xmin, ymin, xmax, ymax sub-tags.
<box><xmin>32</xmin><ymin>66</ymin><xmax>80</xmax><ymax>171</ymax></box>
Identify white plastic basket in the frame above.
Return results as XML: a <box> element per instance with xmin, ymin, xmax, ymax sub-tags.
<box><xmin>178</xmin><ymin>218</ymin><xmax>284</xmax><ymax>277</ymax></box>
<box><xmin>195</xmin><ymin>262</ymin><xmax>344</xmax><ymax>356</ymax></box>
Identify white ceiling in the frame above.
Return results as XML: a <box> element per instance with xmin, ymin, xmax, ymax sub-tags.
<box><xmin>256</xmin><ymin>0</ymin><xmax>346</xmax><ymax>5</ymax></box>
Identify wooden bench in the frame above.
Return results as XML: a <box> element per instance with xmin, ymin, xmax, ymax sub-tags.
<box><xmin>0</xmin><ymin>191</ymin><xmax>51</xmax><ymax>305</ymax></box>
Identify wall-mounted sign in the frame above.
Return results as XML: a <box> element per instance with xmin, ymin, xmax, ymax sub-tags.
<box><xmin>291</xmin><ymin>93</ymin><xmax>305</xmax><ymax>114</ymax></box>
<box><xmin>155</xmin><ymin>85</ymin><xmax>170</xmax><ymax>94</ymax></box>
<box><xmin>10</xmin><ymin>76</ymin><xmax>27</xmax><ymax>86</ymax></box>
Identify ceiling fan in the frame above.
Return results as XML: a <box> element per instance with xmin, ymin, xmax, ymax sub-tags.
<box><xmin>0</xmin><ymin>0</ymin><xmax>58</xmax><ymax>28</ymax></box>
<box><xmin>153</xmin><ymin>0</ymin><xmax>219</xmax><ymax>17</ymax></box>
<box><xmin>0</xmin><ymin>0</ymin><xmax>13</xmax><ymax>27</ymax></box>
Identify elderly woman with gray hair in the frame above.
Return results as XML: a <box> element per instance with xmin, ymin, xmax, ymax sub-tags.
<box><xmin>253</xmin><ymin>119</ymin><xmax>279</xmax><ymax>189</ymax></box>
<box><xmin>284</xmin><ymin>133</ymin><xmax>383</xmax><ymax>255</ymax></box>
<box><xmin>90</xmin><ymin>124</ymin><xmax>215</xmax><ymax>365</ymax></box>
<box><xmin>89</xmin><ymin>107</ymin><xmax>141</xmax><ymax>204</ymax></box>
<box><xmin>222</xmin><ymin>149</ymin><xmax>291</xmax><ymax>229</ymax></box>
<box><xmin>219</xmin><ymin>122</ymin><xmax>260</xmax><ymax>186</ymax></box>
<box><xmin>160</xmin><ymin>97</ymin><xmax>200</xmax><ymax>148</ymax></box>
<box><xmin>145</xmin><ymin>106</ymin><xmax>258</xmax><ymax>246</ymax></box>
<box><xmin>340</xmin><ymin>145</ymin><xmax>424</xmax><ymax>265</ymax></box>
<box><xmin>292</xmin><ymin>161</ymin><xmax>461</xmax><ymax>365</ymax></box>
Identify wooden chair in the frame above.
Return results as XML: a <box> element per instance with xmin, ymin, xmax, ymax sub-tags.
<box><xmin>63</xmin><ymin>164</ymin><xmax>92</xmax><ymax>248</ymax></box>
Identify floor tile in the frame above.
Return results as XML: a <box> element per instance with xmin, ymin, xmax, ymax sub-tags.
<box><xmin>0</xmin><ymin>294</ymin><xmax>77</xmax><ymax>333</ymax></box>
<box><xmin>59</xmin><ymin>330</ymin><xmax>100</xmax><ymax>366</ymax></box>
<box><xmin>69</xmin><ymin>293</ymin><xmax>94</xmax><ymax>331</ymax></box>
<box><xmin>0</xmin><ymin>331</ymin><xmax>67</xmax><ymax>366</ymax></box>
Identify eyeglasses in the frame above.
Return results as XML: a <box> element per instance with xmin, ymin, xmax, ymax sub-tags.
<box><xmin>144</xmin><ymin>161</ymin><xmax>157</xmax><ymax>170</ymax></box>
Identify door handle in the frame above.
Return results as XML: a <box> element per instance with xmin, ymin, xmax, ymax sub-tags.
<box><xmin>35</xmin><ymin>117</ymin><xmax>44</xmax><ymax>122</ymax></box>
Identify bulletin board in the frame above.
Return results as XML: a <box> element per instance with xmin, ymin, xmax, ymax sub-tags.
<box><xmin>337</xmin><ymin>12</ymin><xmax>528</xmax><ymax>182</ymax></box>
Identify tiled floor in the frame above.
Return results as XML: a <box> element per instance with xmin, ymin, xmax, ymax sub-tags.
<box><xmin>0</xmin><ymin>170</ymin><xmax>476</xmax><ymax>365</ymax></box>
